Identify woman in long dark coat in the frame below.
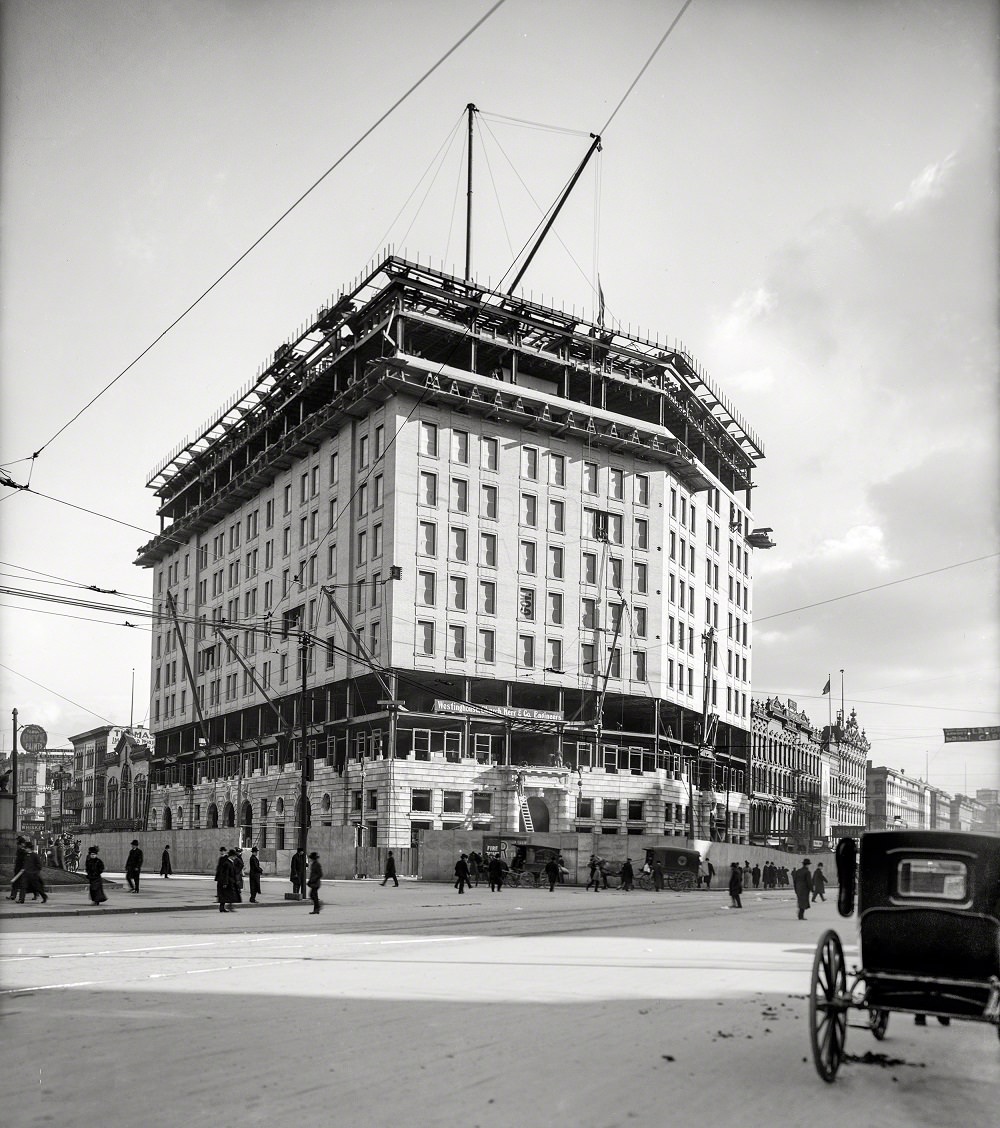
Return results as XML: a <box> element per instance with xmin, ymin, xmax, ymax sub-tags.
<box><xmin>85</xmin><ymin>846</ymin><xmax>107</xmax><ymax>905</ymax></box>
<box><xmin>160</xmin><ymin>845</ymin><xmax>172</xmax><ymax>878</ymax></box>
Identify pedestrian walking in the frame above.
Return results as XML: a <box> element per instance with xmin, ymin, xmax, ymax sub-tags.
<box><xmin>160</xmin><ymin>844</ymin><xmax>172</xmax><ymax>878</ymax></box>
<box><xmin>125</xmin><ymin>840</ymin><xmax>143</xmax><ymax>893</ymax></box>
<box><xmin>307</xmin><ymin>852</ymin><xmax>323</xmax><ymax>914</ymax></box>
<box><xmin>290</xmin><ymin>846</ymin><xmax>307</xmax><ymax>898</ymax></box>
<box><xmin>704</xmin><ymin>859</ymin><xmax>715</xmax><ymax>889</ymax></box>
<box><xmin>381</xmin><ymin>850</ymin><xmax>399</xmax><ymax>887</ymax></box>
<box><xmin>467</xmin><ymin>850</ymin><xmax>481</xmax><ymax>887</ymax></box>
<box><xmin>85</xmin><ymin>845</ymin><xmax>107</xmax><ymax>905</ymax></box>
<box><xmin>216</xmin><ymin>848</ymin><xmax>238</xmax><ymax>912</ymax></box>
<box><xmin>652</xmin><ymin>859</ymin><xmax>665</xmax><ymax>891</ymax></box>
<box><xmin>487</xmin><ymin>854</ymin><xmax>504</xmax><ymax>892</ymax></box>
<box><xmin>8</xmin><ymin>836</ymin><xmax>27</xmax><ymax>901</ymax></box>
<box><xmin>728</xmin><ymin>862</ymin><xmax>743</xmax><ymax>909</ymax></box>
<box><xmin>248</xmin><ymin>845</ymin><xmax>262</xmax><ymax>902</ymax></box>
<box><xmin>454</xmin><ymin>853</ymin><xmax>471</xmax><ymax>894</ymax></box>
<box><xmin>556</xmin><ymin>852</ymin><xmax>566</xmax><ymax>883</ymax></box>
<box><xmin>18</xmin><ymin>844</ymin><xmax>48</xmax><ymax>903</ymax></box>
<box><xmin>585</xmin><ymin>855</ymin><xmax>601</xmax><ymax>892</ymax></box>
<box><xmin>792</xmin><ymin>858</ymin><xmax>812</xmax><ymax>920</ymax></box>
<box><xmin>620</xmin><ymin>858</ymin><xmax>634</xmax><ymax>892</ymax></box>
<box><xmin>812</xmin><ymin>861</ymin><xmax>828</xmax><ymax>902</ymax></box>
<box><xmin>751</xmin><ymin>864</ymin><xmax>761</xmax><ymax>889</ymax></box>
<box><xmin>544</xmin><ymin>856</ymin><xmax>561</xmax><ymax>892</ymax></box>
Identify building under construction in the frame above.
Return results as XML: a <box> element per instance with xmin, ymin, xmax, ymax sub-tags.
<box><xmin>136</xmin><ymin>253</ymin><xmax>766</xmax><ymax>854</ymax></box>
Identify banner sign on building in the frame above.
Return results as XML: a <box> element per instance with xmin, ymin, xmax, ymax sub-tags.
<box><xmin>943</xmin><ymin>726</ymin><xmax>1000</xmax><ymax>743</ymax></box>
<box><xmin>433</xmin><ymin>700</ymin><xmax>563</xmax><ymax>723</ymax></box>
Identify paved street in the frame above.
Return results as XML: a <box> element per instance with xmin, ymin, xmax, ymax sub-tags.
<box><xmin>2</xmin><ymin>878</ymin><xmax>996</xmax><ymax>1128</ymax></box>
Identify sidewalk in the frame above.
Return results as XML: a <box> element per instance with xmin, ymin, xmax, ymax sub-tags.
<box><xmin>0</xmin><ymin>873</ymin><xmax>306</xmax><ymax>920</ymax></box>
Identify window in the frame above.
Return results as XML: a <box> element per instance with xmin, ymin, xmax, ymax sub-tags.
<box><xmin>473</xmin><ymin>791</ymin><xmax>493</xmax><ymax>814</ymax></box>
<box><xmin>546</xmin><ymin>638</ymin><xmax>563</xmax><ymax>672</ymax></box>
<box><xmin>329</xmin><ymin>452</ymin><xmax>339</xmax><ymax>486</ymax></box>
<box><xmin>577</xmin><ymin>797</ymin><xmax>594</xmax><ymax>819</ymax></box>
<box><xmin>519</xmin><ymin>541</ymin><xmax>536</xmax><ymax>574</ymax></box>
<box><xmin>582</xmin><ymin>553</ymin><xmax>598</xmax><ymax>584</ymax></box>
<box><xmin>518</xmin><ymin>588</ymin><xmax>535</xmax><ymax>620</ymax></box>
<box><xmin>522</xmin><ymin>447</ymin><xmax>538</xmax><ymax>479</ymax></box>
<box><xmin>549</xmin><ymin>452</ymin><xmax>565</xmax><ymax>486</ymax></box>
<box><xmin>480</xmin><ymin>532</ymin><xmax>497</xmax><ymax>567</ymax></box>
<box><xmin>450</xmin><ymin>526</ymin><xmax>467</xmax><ymax>562</ymax></box>
<box><xmin>547</xmin><ymin>592</ymin><xmax>563</xmax><ymax>625</ymax></box>
<box><xmin>479</xmin><ymin>580</ymin><xmax>496</xmax><ymax>614</ymax></box>
<box><xmin>449</xmin><ymin>575</ymin><xmax>466</xmax><ymax>611</ymax></box>
<box><xmin>452</xmin><ymin>429</ymin><xmax>469</xmax><ymax>464</ymax></box>
<box><xmin>634</xmin><ymin>607</ymin><xmax>647</xmax><ymax>637</ymax></box>
<box><xmin>373</xmin><ymin>475</ymin><xmax>383</xmax><ymax>509</ymax></box>
<box><xmin>357</xmin><ymin>530</ymin><xmax>367</xmax><ymax>564</ymax></box>
<box><xmin>520</xmin><ymin>493</ymin><xmax>537</xmax><ymax>526</ymax></box>
<box><xmin>895</xmin><ymin>857</ymin><xmax>968</xmax><ymax>901</ymax></box>
<box><xmin>634</xmin><ymin>518</ymin><xmax>648</xmax><ymax>550</ymax></box>
<box><xmin>416</xmin><ymin>621</ymin><xmax>434</xmax><ymax>655</ymax></box>
<box><xmin>609</xmin><ymin>557</ymin><xmax>623</xmax><ymax>589</ymax></box>
<box><xmin>583</xmin><ymin>461</ymin><xmax>598</xmax><ymax>493</ymax></box>
<box><xmin>443</xmin><ymin>791</ymin><xmax>463</xmax><ymax>815</ymax></box>
<box><xmin>419</xmin><ymin>421</ymin><xmax>438</xmax><ymax>456</ymax></box>
<box><xmin>608</xmin><ymin>513</ymin><xmax>623</xmax><ymax>545</ymax></box>
<box><xmin>633</xmin><ymin>651</ymin><xmax>647</xmax><ymax>681</ymax></box>
<box><xmin>418</xmin><ymin>571</ymin><xmax>436</xmax><ymax>606</ymax></box>
<box><xmin>479</xmin><ymin>629</ymin><xmax>495</xmax><ymax>662</ymax></box>
<box><xmin>634</xmin><ymin>561</ymin><xmax>648</xmax><ymax>595</ymax></box>
<box><xmin>418</xmin><ymin>472</ymin><xmax>437</xmax><ymax>506</ymax></box>
<box><xmin>418</xmin><ymin>521</ymin><xmax>436</xmax><ymax>556</ymax></box>
<box><xmin>451</xmin><ymin>478</ymin><xmax>468</xmax><ymax>513</ymax></box>
<box><xmin>627</xmin><ymin>799</ymin><xmax>644</xmax><ymax>821</ymax></box>
<box><xmin>327</xmin><ymin>543</ymin><xmax>338</xmax><ymax>577</ymax></box>
<box><xmin>411</xmin><ymin>789</ymin><xmax>432</xmax><ymax>812</ymax></box>
<box><xmin>481</xmin><ymin>436</ymin><xmax>498</xmax><ymax>471</ymax></box>
<box><xmin>609</xmin><ymin>468</ymin><xmax>624</xmax><ymax>500</ymax></box>
<box><xmin>481</xmin><ymin>484</ymin><xmax>498</xmax><ymax>519</ymax></box>
<box><xmin>602</xmin><ymin>798</ymin><xmax>619</xmax><ymax>820</ymax></box>
<box><xmin>518</xmin><ymin>634</ymin><xmax>535</xmax><ymax>668</ymax></box>
<box><xmin>635</xmin><ymin>475</ymin><xmax>649</xmax><ymax>505</ymax></box>
<box><xmin>549</xmin><ymin>499</ymin><xmax>565</xmax><ymax>533</ymax></box>
<box><xmin>548</xmin><ymin>545</ymin><xmax>564</xmax><ymax>579</ymax></box>
<box><xmin>582</xmin><ymin>598</ymin><xmax>598</xmax><ymax>630</ymax></box>
<box><xmin>606</xmin><ymin>648</ymin><xmax>621</xmax><ymax>678</ymax></box>
<box><xmin>448</xmin><ymin>625</ymin><xmax>466</xmax><ymax>659</ymax></box>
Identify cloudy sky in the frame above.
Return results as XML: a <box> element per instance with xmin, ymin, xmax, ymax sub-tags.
<box><xmin>1</xmin><ymin>0</ymin><xmax>997</xmax><ymax>795</ymax></box>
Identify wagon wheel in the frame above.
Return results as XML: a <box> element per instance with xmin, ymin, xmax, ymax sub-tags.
<box><xmin>869</xmin><ymin>1008</ymin><xmax>889</xmax><ymax>1041</ymax></box>
<box><xmin>667</xmin><ymin>872</ymin><xmax>697</xmax><ymax>892</ymax></box>
<box><xmin>809</xmin><ymin>929</ymin><xmax>848</xmax><ymax>1082</ymax></box>
<box><xmin>636</xmin><ymin>873</ymin><xmax>654</xmax><ymax>892</ymax></box>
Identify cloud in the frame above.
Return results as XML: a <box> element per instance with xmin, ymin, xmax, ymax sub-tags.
<box><xmin>891</xmin><ymin>152</ymin><xmax>956</xmax><ymax>213</ymax></box>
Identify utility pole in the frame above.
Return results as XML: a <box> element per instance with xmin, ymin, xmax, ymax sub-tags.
<box><xmin>11</xmin><ymin>708</ymin><xmax>18</xmax><ymax>833</ymax></box>
<box><xmin>297</xmin><ymin>631</ymin><xmax>311</xmax><ymax>857</ymax></box>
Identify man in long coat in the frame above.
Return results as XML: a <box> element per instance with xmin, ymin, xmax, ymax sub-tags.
<box><xmin>125</xmin><ymin>840</ymin><xmax>144</xmax><ymax>893</ymax></box>
<box><xmin>792</xmin><ymin>859</ymin><xmax>813</xmax><ymax>920</ymax></box>
<box><xmin>290</xmin><ymin>847</ymin><xmax>307</xmax><ymax>898</ymax></box>
<box><xmin>248</xmin><ymin>845</ymin><xmax>263</xmax><ymax>902</ymax></box>
<box><xmin>8</xmin><ymin>836</ymin><xmax>27</xmax><ymax>901</ymax></box>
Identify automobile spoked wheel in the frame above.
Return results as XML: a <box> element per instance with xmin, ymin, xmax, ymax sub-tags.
<box><xmin>809</xmin><ymin>929</ymin><xmax>849</xmax><ymax>1082</ymax></box>
<box><xmin>869</xmin><ymin>1008</ymin><xmax>889</xmax><ymax>1041</ymax></box>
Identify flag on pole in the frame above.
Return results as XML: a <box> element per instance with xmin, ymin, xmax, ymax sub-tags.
<box><xmin>822</xmin><ymin>678</ymin><xmax>831</xmax><ymax>695</ymax></box>
<box><xmin>597</xmin><ymin>277</ymin><xmax>606</xmax><ymax>329</ymax></box>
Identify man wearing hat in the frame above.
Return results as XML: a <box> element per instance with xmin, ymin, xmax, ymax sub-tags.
<box><xmin>125</xmin><ymin>839</ymin><xmax>144</xmax><ymax>893</ymax></box>
<box><xmin>306</xmin><ymin>852</ymin><xmax>323</xmax><ymax>915</ymax></box>
<box><xmin>792</xmin><ymin>858</ymin><xmax>813</xmax><ymax>920</ymax></box>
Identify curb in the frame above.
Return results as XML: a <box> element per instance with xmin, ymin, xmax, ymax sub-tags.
<box><xmin>0</xmin><ymin>898</ymin><xmax>306</xmax><ymax>921</ymax></box>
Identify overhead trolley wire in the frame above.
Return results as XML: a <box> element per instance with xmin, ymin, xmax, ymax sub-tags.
<box><xmin>9</xmin><ymin>0</ymin><xmax>509</xmax><ymax>467</ymax></box>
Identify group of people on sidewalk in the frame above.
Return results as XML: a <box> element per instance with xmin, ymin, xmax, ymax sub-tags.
<box><xmin>727</xmin><ymin>856</ymin><xmax>828</xmax><ymax>915</ymax></box>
